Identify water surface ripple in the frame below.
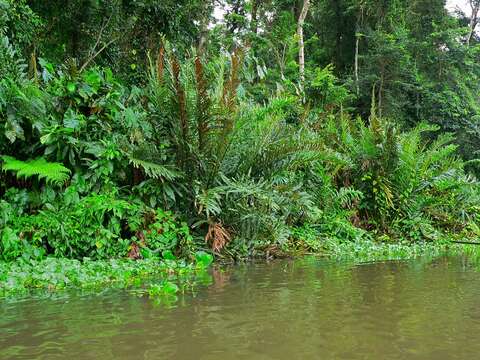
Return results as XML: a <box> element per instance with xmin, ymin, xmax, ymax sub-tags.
<box><xmin>1</xmin><ymin>257</ymin><xmax>479</xmax><ymax>359</ymax></box>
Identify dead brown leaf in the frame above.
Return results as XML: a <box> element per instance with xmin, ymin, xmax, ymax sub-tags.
<box><xmin>205</xmin><ymin>222</ymin><xmax>231</xmax><ymax>252</ymax></box>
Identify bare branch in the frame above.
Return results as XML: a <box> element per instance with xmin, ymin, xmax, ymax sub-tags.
<box><xmin>79</xmin><ymin>38</ymin><xmax>117</xmax><ymax>73</ymax></box>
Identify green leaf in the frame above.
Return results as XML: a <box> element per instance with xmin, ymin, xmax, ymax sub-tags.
<box><xmin>162</xmin><ymin>250</ymin><xmax>176</xmax><ymax>260</ymax></box>
<box><xmin>63</xmin><ymin>108</ymin><xmax>80</xmax><ymax>129</ymax></box>
<box><xmin>195</xmin><ymin>251</ymin><xmax>213</xmax><ymax>268</ymax></box>
<box><xmin>161</xmin><ymin>281</ymin><xmax>179</xmax><ymax>295</ymax></box>
<box><xmin>66</xmin><ymin>82</ymin><xmax>76</xmax><ymax>93</ymax></box>
<box><xmin>83</xmin><ymin>70</ymin><xmax>102</xmax><ymax>89</ymax></box>
<box><xmin>5</xmin><ymin>117</ymin><xmax>24</xmax><ymax>143</ymax></box>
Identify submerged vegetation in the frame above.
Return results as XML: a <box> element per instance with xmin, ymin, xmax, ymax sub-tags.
<box><xmin>1</xmin><ymin>0</ymin><xmax>480</xmax><ymax>296</ymax></box>
<box><xmin>0</xmin><ymin>251</ymin><xmax>214</xmax><ymax>299</ymax></box>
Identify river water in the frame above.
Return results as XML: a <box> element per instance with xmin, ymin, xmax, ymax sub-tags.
<box><xmin>1</xmin><ymin>256</ymin><xmax>480</xmax><ymax>359</ymax></box>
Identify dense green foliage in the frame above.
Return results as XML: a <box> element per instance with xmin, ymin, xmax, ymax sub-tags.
<box><xmin>1</xmin><ymin>0</ymin><xmax>480</xmax><ymax>272</ymax></box>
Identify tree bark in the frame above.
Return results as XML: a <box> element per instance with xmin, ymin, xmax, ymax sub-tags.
<box><xmin>297</xmin><ymin>0</ymin><xmax>310</xmax><ymax>93</ymax></box>
<box><xmin>354</xmin><ymin>30</ymin><xmax>360</xmax><ymax>96</ymax></box>
<box><xmin>198</xmin><ymin>24</ymin><xmax>208</xmax><ymax>55</ymax></box>
<box><xmin>467</xmin><ymin>0</ymin><xmax>480</xmax><ymax>46</ymax></box>
<box><xmin>251</xmin><ymin>0</ymin><xmax>259</xmax><ymax>34</ymax></box>
<box><xmin>198</xmin><ymin>1</ymin><xmax>213</xmax><ymax>55</ymax></box>
<box><xmin>354</xmin><ymin>5</ymin><xmax>364</xmax><ymax>96</ymax></box>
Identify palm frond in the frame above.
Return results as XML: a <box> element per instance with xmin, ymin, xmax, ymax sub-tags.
<box><xmin>156</xmin><ymin>46</ymin><xmax>165</xmax><ymax>84</ymax></box>
<box><xmin>194</xmin><ymin>56</ymin><xmax>210</xmax><ymax>153</ymax></box>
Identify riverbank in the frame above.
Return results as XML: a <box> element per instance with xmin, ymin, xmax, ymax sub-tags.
<box><xmin>0</xmin><ymin>251</ymin><xmax>214</xmax><ymax>300</ymax></box>
<box><xmin>2</xmin><ymin>239</ymin><xmax>474</xmax><ymax>300</ymax></box>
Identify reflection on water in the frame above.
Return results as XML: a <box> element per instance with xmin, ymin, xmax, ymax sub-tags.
<box><xmin>1</xmin><ymin>256</ymin><xmax>480</xmax><ymax>359</ymax></box>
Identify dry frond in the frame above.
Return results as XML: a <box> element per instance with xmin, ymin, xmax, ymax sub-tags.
<box><xmin>205</xmin><ymin>222</ymin><xmax>231</xmax><ymax>252</ymax></box>
<box><xmin>195</xmin><ymin>56</ymin><xmax>210</xmax><ymax>152</ymax></box>
<box><xmin>128</xmin><ymin>230</ymin><xmax>146</xmax><ymax>260</ymax></box>
<box><xmin>217</xmin><ymin>49</ymin><xmax>244</xmax><ymax>156</ymax></box>
<box><xmin>127</xmin><ymin>242</ymin><xmax>141</xmax><ymax>259</ymax></box>
<box><xmin>222</xmin><ymin>48</ymin><xmax>243</xmax><ymax>113</ymax></box>
<box><xmin>156</xmin><ymin>46</ymin><xmax>165</xmax><ymax>83</ymax></box>
<box><xmin>171</xmin><ymin>55</ymin><xmax>189</xmax><ymax>164</ymax></box>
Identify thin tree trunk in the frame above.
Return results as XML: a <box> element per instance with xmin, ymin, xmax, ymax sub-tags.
<box><xmin>354</xmin><ymin>33</ymin><xmax>360</xmax><ymax>96</ymax></box>
<box><xmin>198</xmin><ymin>26</ymin><xmax>208</xmax><ymax>55</ymax></box>
<box><xmin>297</xmin><ymin>0</ymin><xmax>310</xmax><ymax>93</ymax></box>
<box><xmin>354</xmin><ymin>6</ymin><xmax>364</xmax><ymax>96</ymax></box>
<box><xmin>198</xmin><ymin>1</ymin><xmax>212</xmax><ymax>55</ymax></box>
<box><xmin>30</xmin><ymin>48</ymin><xmax>38</xmax><ymax>84</ymax></box>
<box><xmin>333</xmin><ymin>0</ymin><xmax>342</xmax><ymax>69</ymax></box>
<box><xmin>251</xmin><ymin>0</ymin><xmax>259</xmax><ymax>34</ymax></box>
<box><xmin>467</xmin><ymin>0</ymin><xmax>480</xmax><ymax>46</ymax></box>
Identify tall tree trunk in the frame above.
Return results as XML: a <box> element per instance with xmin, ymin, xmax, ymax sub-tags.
<box><xmin>251</xmin><ymin>0</ymin><xmax>259</xmax><ymax>34</ymax></box>
<box><xmin>354</xmin><ymin>35</ymin><xmax>360</xmax><ymax>95</ymax></box>
<box><xmin>297</xmin><ymin>0</ymin><xmax>310</xmax><ymax>93</ymax></box>
<box><xmin>333</xmin><ymin>0</ymin><xmax>342</xmax><ymax>69</ymax></box>
<box><xmin>198</xmin><ymin>1</ymin><xmax>213</xmax><ymax>55</ymax></box>
<box><xmin>198</xmin><ymin>25</ymin><xmax>208</xmax><ymax>55</ymax></box>
<box><xmin>467</xmin><ymin>0</ymin><xmax>480</xmax><ymax>46</ymax></box>
<box><xmin>354</xmin><ymin>5</ymin><xmax>364</xmax><ymax>96</ymax></box>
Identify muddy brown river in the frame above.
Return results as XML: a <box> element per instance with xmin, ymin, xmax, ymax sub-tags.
<box><xmin>1</xmin><ymin>256</ymin><xmax>479</xmax><ymax>359</ymax></box>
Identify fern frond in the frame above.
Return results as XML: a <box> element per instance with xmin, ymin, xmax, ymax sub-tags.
<box><xmin>0</xmin><ymin>35</ymin><xmax>28</xmax><ymax>80</ymax></box>
<box><xmin>128</xmin><ymin>157</ymin><xmax>180</xmax><ymax>181</ymax></box>
<box><xmin>336</xmin><ymin>187</ymin><xmax>364</xmax><ymax>208</ymax></box>
<box><xmin>1</xmin><ymin>156</ymin><xmax>70</xmax><ymax>185</ymax></box>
